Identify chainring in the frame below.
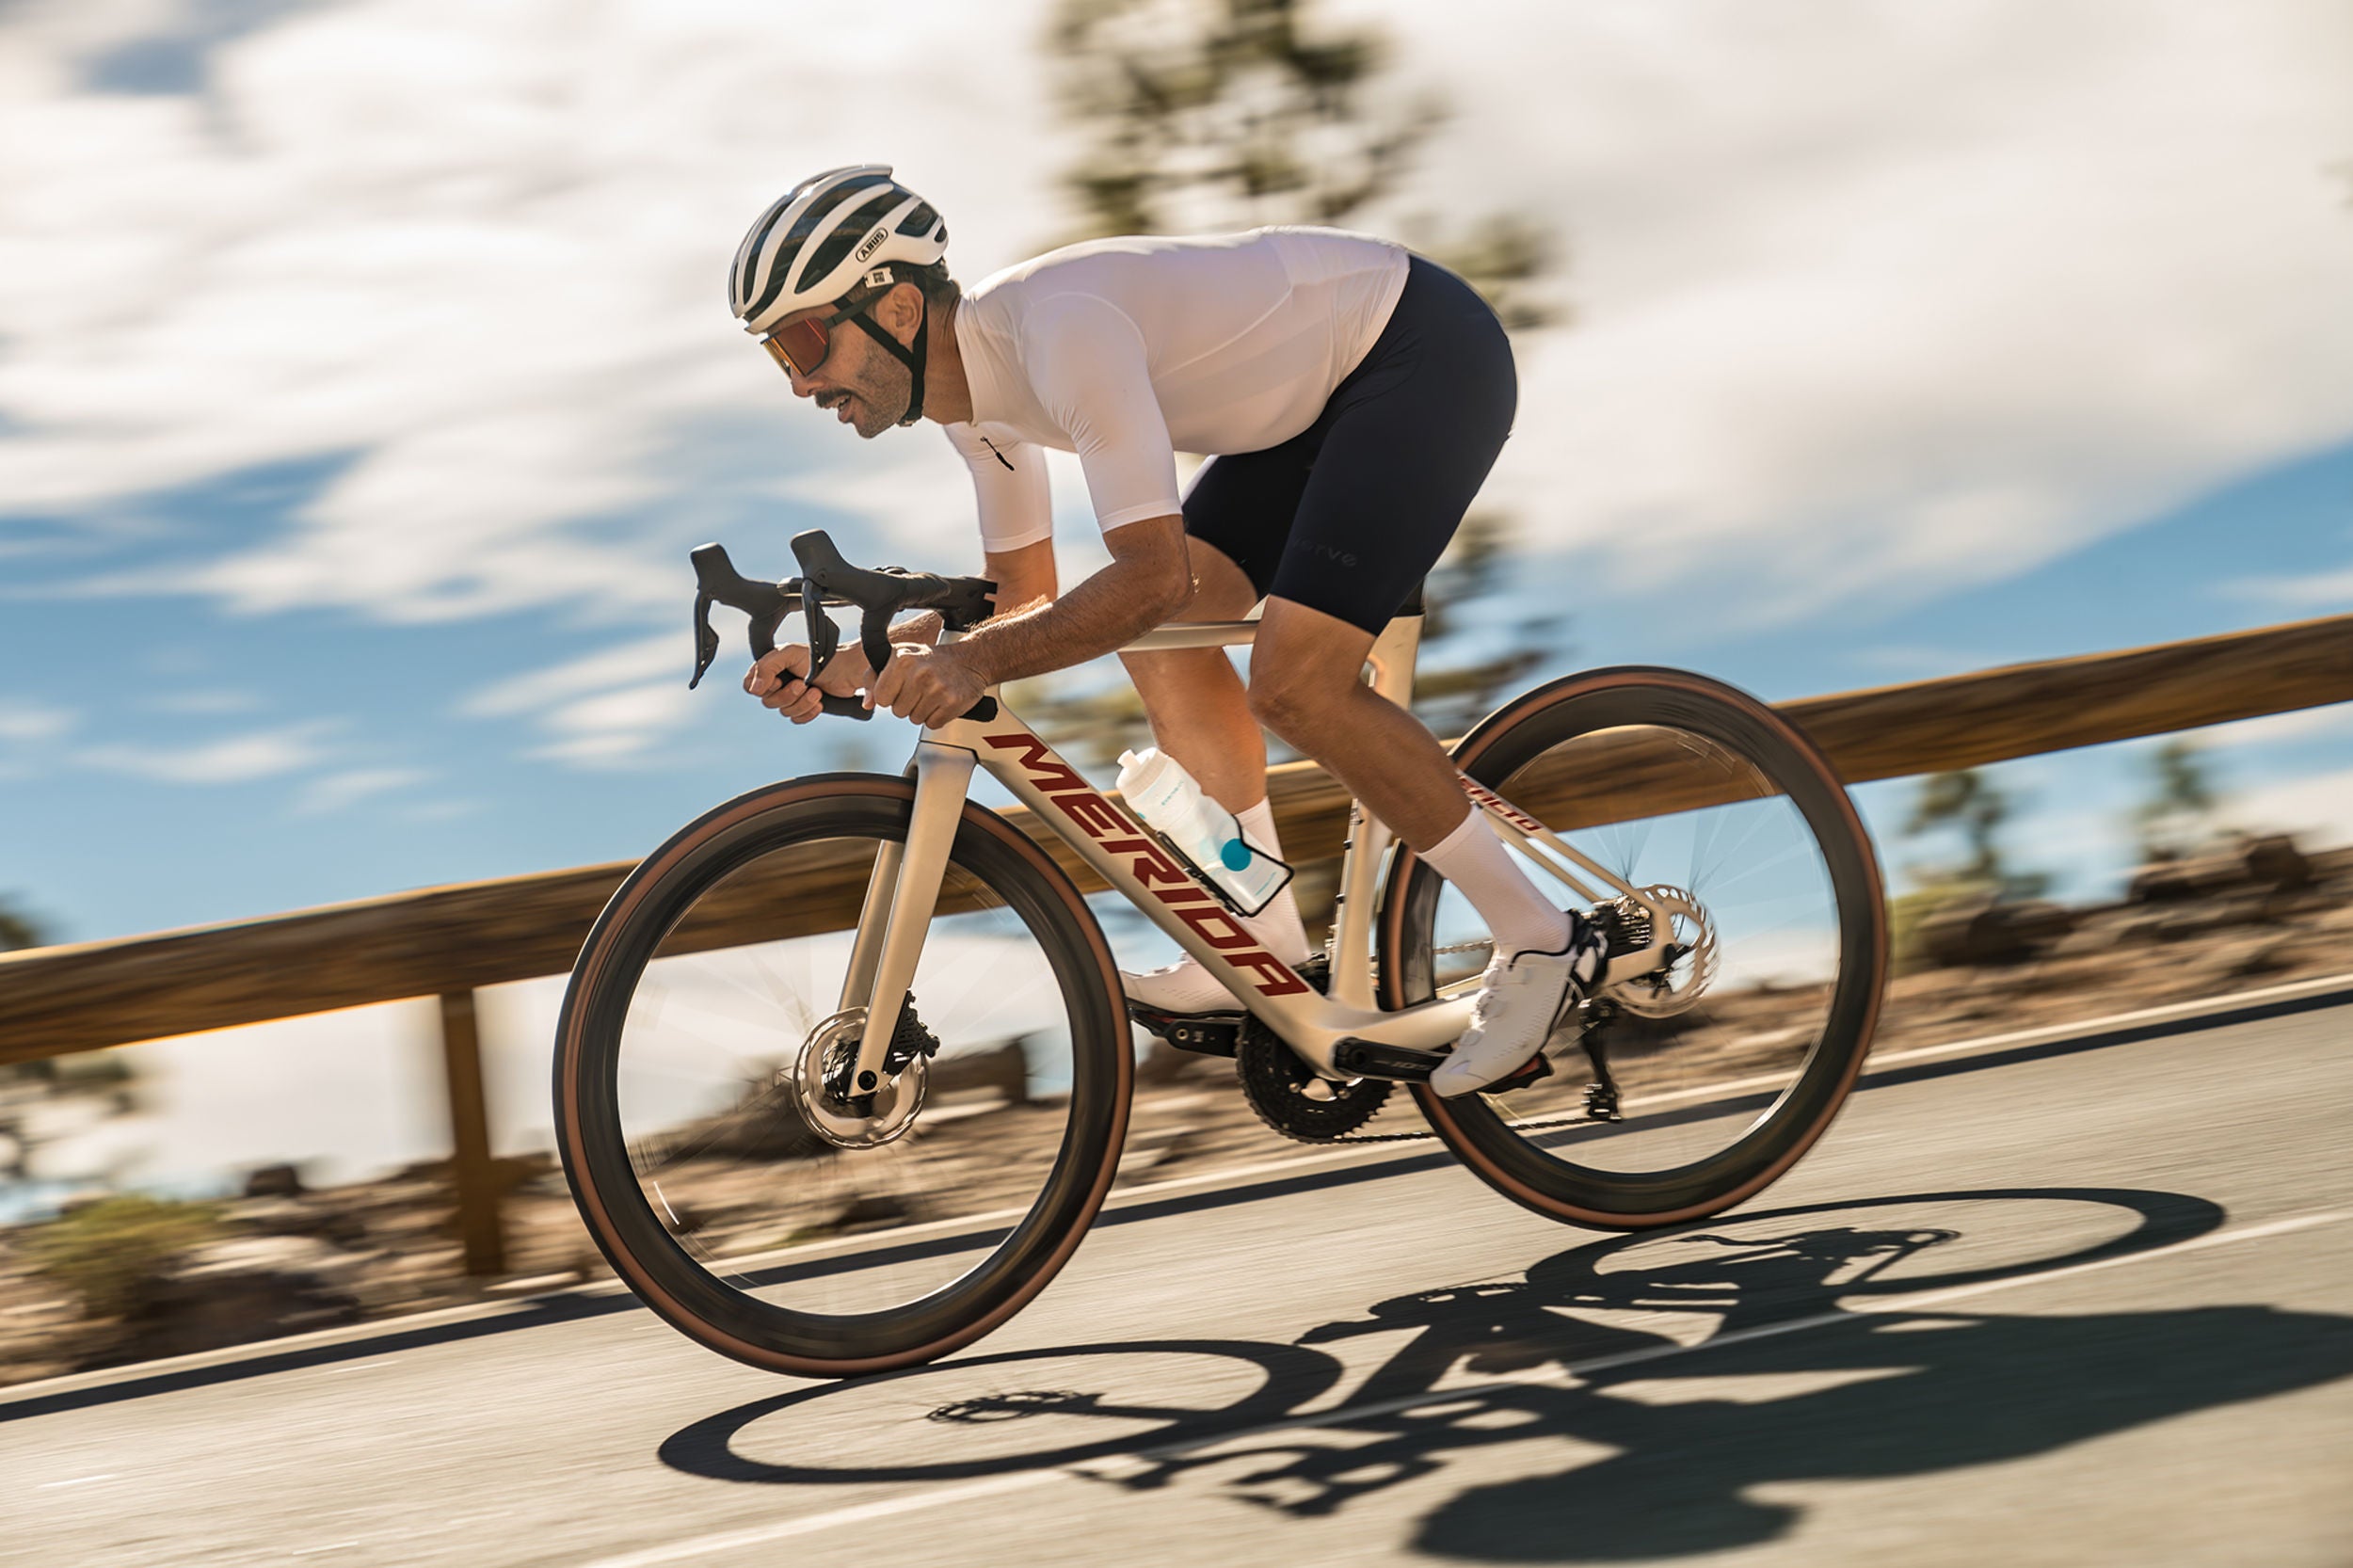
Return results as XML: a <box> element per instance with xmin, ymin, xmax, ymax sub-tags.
<box><xmin>1234</xmin><ymin>1018</ymin><xmax>1392</xmax><ymax>1144</ymax></box>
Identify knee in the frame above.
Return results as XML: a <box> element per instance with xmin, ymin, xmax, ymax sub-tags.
<box><xmin>1247</xmin><ymin>669</ymin><xmax>1334</xmax><ymax>744</ymax></box>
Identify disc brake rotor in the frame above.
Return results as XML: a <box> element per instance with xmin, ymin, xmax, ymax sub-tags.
<box><xmin>1606</xmin><ymin>883</ymin><xmax>1720</xmax><ymax>1018</ymax></box>
<box><xmin>792</xmin><ymin>1009</ymin><xmax>927</xmax><ymax>1150</ymax></box>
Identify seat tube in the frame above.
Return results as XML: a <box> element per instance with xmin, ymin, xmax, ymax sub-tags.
<box><xmin>850</xmin><ymin>741</ymin><xmax>976</xmax><ymax>1086</ymax></box>
<box><xmin>1328</xmin><ymin>614</ymin><xmax>1423</xmax><ymax>1010</ymax></box>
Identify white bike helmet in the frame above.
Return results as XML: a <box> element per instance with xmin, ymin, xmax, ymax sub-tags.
<box><xmin>730</xmin><ymin>166</ymin><xmax>949</xmax><ymax>424</ymax></box>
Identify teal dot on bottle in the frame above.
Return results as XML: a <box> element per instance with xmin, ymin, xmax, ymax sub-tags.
<box><xmin>1220</xmin><ymin>839</ymin><xmax>1253</xmax><ymax>871</ymax></box>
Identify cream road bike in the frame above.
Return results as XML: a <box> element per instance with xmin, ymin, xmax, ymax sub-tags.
<box><xmin>554</xmin><ymin>531</ymin><xmax>1888</xmax><ymax>1379</ymax></box>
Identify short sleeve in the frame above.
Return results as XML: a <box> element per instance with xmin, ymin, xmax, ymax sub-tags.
<box><xmin>945</xmin><ymin>423</ymin><xmax>1052</xmax><ymax>552</ymax></box>
<box><xmin>1022</xmin><ymin>294</ymin><xmax>1184</xmax><ymax>533</ymax></box>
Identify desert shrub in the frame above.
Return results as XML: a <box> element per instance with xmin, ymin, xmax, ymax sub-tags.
<box><xmin>23</xmin><ymin>1193</ymin><xmax>223</xmax><ymax>1320</ymax></box>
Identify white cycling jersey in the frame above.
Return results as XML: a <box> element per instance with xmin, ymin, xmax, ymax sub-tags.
<box><xmin>945</xmin><ymin>227</ymin><xmax>1409</xmax><ymax>551</ymax></box>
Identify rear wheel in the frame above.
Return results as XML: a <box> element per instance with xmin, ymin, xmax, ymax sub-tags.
<box><xmin>555</xmin><ymin>776</ymin><xmax>1131</xmax><ymax>1377</ymax></box>
<box><xmin>1381</xmin><ymin>668</ymin><xmax>1886</xmax><ymax>1229</ymax></box>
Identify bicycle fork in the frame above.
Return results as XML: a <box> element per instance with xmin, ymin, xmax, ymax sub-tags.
<box><xmin>837</xmin><ymin>742</ymin><xmax>974</xmax><ymax>1092</ymax></box>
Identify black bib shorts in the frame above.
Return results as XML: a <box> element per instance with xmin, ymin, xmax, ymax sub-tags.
<box><xmin>1179</xmin><ymin>254</ymin><xmax>1517</xmax><ymax>636</ymax></box>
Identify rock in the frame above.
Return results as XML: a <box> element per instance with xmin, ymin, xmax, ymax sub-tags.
<box><xmin>2130</xmin><ymin>835</ymin><xmax>2313</xmax><ymax>904</ymax></box>
<box><xmin>1115</xmin><ymin>1124</ymin><xmax>1198</xmax><ymax>1184</ymax></box>
<box><xmin>830</xmin><ymin>1192</ymin><xmax>918</xmax><ymax>1233</ymax></box>
<box><xmin>2198</xmin><ymin>935</ymin><xmax>2294</xmax><ymax>981</ymax></box>
<box><xmin>227</xmin><ymin>1196</ymin><xmax>370</xmax><ymax>1250</ymax></box>
<box><xmin>242</xmin><ymin>1162</ymin><xmax>306</xmax><ymax>1200</ymax></box>
<box><xmin>931</xmin><ymin>1039</ymin><xmax>1031</xmax><ymax>1104</ymax></box>
<box><xmin>665</xmin><ymin>1094</ymin><xmax>824</xmax><ymax>1162</ymax></box>
<box><xmin>2241</xmin><ymin>835</ymin><xmax>2313</xmax><ymax>893</ymax></box>
<box><xmin>2128</xmin><ymin>854</ymin><xmax>2241</xmax><ymax>904</ymax></box>
<box><xmin>107</xmin><ymin>1234</ymin><xmax>366</xmax><ymax>1365</ymax></box>
<box><xmin>1916</xmin><ymin>896</ymin><xmax>2075</xmax><ymax>967</ymax></box>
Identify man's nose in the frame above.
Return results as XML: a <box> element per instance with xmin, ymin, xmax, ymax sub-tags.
<box><xmin>788</xmin><ymin>368</ymin><xmax>819</xmax><ymax>399</ymax></box>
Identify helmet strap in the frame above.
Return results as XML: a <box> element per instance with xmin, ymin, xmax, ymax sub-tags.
<box><xmin>845</xmin><ymin>286</ymin><xmax>927</xmax><ymax>426</ymax></box>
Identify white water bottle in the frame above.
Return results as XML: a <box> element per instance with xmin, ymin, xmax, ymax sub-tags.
<box><xmin>1115</xmin><ymin>747</ymin><xmax>1292</xmax><ymax>915</ymax></box>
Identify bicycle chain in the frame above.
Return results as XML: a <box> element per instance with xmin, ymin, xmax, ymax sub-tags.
<box><xmin>1302</xmin><ymin>937</ymin><xmax>1592</xmax><ymax>1144</ymax></box>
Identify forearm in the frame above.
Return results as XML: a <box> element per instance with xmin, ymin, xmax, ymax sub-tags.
<box><xmin>952</xmin><ymin>565</ymin><xmax>1172</xmax><ymax>687</ymax></box>
<box><xmin>888</xmin><ymin>610</ymin><xmax>944</xmax><ymax>649</ymax></box>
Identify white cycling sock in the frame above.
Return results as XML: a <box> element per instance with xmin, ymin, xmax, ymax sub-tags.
<box><xmin>1233</xmin><ymin>798</ymin><xmax>1312</xmax><ymax>963</ymax></box>
<box><xmin>1417</xmin><ymin>807</ymin><xmax>1573</xmax><ymax>958</ymax></box>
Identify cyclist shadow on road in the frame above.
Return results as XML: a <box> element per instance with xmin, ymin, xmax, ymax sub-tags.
<box><xmin>657</xmin><ymin>1187</ymin><xmax>2353</xmax><ymax>1561</ymax></box>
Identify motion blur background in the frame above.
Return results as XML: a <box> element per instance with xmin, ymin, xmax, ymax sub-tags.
<box><xmin>3</xmin><ymin>0</ymin><xmax>2350</xmax><ymax>1195</ymax></box>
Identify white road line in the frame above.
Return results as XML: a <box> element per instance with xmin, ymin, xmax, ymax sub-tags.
<box><xmin>572</xmin><ymin>1470</ymin><xmax>1073</xmax><ymax>1568</ymax></box>
<box><xmin>567</xmin><ymin>1205</ymin><xmax>2349</xmax><ymax>1568</ymax></box>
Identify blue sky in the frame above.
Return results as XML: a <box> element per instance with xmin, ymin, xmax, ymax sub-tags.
<box><xmin>5</xmin><ymin>0</ymin><xmax>2353</xmax><ymax>953</ymax></box>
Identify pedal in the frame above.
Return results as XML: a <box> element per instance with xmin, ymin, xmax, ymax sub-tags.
<box><xmin>1127</xmin><ymin>1004</ymin><xmax>1246</xmax><ymax>1058</ymax></box>
<box><xmin>1124</xmin><ymin>953</ymin><xmax>1331</xmax><ymax>1060</ymax></box>
<box><xmin>1490</xmin><ymin>1051</ymin><xmax>1555</xmax><ymax>1092</ymax></box>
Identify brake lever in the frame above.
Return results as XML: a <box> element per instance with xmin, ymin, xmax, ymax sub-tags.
<box><xmin>860</xmin><ymin>604</ymin><xmax>894</xmax><ymax>683</ymax></box>
<box><xmin>801</xmin><ymin>579</ymin><xmax>840</xmax><ymax>677</ymax></box>
<box><xmin>689</xmin><ymin>592</ymin><xmax>721</xmax><ymax>690</ymax></box>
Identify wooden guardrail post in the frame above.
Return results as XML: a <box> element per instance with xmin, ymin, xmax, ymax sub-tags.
<box><xmin>436</xmin><ymin>990</ymin><xmax>506</xmax><ymax>1277</ymax></box>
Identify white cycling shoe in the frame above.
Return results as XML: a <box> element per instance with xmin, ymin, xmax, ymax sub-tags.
<box><xmin>1429</xmin><ymin>919</ymin><xmax>1609</xmax><ymax>1098</ymax></box>
<box><xmin>1123</xmin><ymin>954</ymin><xmax>1286</xmax><ymax>1015</ymax></box>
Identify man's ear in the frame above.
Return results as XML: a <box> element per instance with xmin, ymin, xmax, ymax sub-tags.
<box><xmin>878</xmin><ymin>281</ymin><xmax>925</xmax><ymax>344</ymax></box>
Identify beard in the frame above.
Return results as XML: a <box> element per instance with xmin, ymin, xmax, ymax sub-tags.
<box><xmin>839</xmin><ymin>358</ymin><xmax>912</xmax><ymax>439</ymax></box>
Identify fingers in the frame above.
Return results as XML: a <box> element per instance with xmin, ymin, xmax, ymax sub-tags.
<box><xmin>743</xmin><ymin>645</ymin><xmax>810</xmax><ymax>697</ymax></box>
<box><xmin>866</xmin><ymin>653</ymin><xmax>904</xmax><ymax>714</ymax></box>
<box><xmin>744</xmin><ymin>646</ymin><xmax>826</xmax><ymax>724</ymax></box>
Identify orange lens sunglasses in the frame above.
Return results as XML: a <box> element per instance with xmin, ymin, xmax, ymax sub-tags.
<box><xmin>760</xmin><ymin>298</ymin><xmax>868</xmax><ymax>378</ymax></box>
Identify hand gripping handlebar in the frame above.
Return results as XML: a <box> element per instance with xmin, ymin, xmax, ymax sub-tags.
<box><xmin>687</xmin><ymin>530</ymin><xmax>1000</xmax><ymax>722</ymax></box>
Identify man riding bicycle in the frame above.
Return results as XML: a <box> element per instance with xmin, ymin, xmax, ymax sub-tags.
<box><xmin>730</xmin><ymin>164</ymin><xmax>1604</xmax><ymax>1096</ymax></box>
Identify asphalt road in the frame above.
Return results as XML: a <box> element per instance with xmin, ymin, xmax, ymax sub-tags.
<box><xmin>8</xmin><ymin>995</ymin><xmax>2352</xmax><ymax>1568</ymax></box>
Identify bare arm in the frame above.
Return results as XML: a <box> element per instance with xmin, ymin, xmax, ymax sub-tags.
<box><xmin>865</xmin><ymin>518</ymin><xmax>1193</xmax><ymax>728</ymax></box>
<box><xmin>981</xmin><ymin>536</ymin><xmax>1060</xmax><ymax>621</ymax></box>
<box><xmin>950</xmin><ymin>517</ymin><xmax>1190</xmax><ymax>686</ymax></box>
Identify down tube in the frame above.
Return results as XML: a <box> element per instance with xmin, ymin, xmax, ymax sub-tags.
<box><xmin>941</xmin><ymin>709</ymin><xmax>1323</xmax><ymax>1030</ymax></box>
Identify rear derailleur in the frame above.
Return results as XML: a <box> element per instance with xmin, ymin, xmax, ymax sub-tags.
<box><xmin>1576</xmin><ymin>999</ymin><xmax>1625</xmax><ymax>1123</ymax></box>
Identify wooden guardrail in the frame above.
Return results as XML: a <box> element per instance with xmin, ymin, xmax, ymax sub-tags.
<box><xmin>4</xmin><ymin>611</ymin><xmax>2348</xmax><ymax>1272</ymax></box>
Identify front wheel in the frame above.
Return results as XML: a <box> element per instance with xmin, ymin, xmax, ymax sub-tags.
<box><xmin>1380</xmin><ymin>667</ymin><xmax>1887</xmax><ymax>1229</ymax></box>
<box><xmin>555</xmin><ymin>776</ymin><xmax>1132</xmax><ymax>1378</ymax></box>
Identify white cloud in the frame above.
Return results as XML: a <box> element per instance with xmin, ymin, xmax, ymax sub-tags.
<box><xmin>461</xmin><ymin>632</ymin><xmax>701</xmax><ymax>762</ymax></box>
<box><xmin>0</xmin><ymin>0</ymin><xmax>1061</xmax><ymax>625</ymax></box>
<box><xmin>0</xmin><ymin>700</ymin><xmax>76</xmax><ymax>743</ymax></box>
<box><xmin>530</xmin><ymin>681</ymin><xmax>699</xmax><ymax>767</ymax></box>
<box><xmin>2</xmin><ymin>0</ymin><xmax>2349</xmax><ymax>652</ymax></box>
<box><xmin>1357</xmin><ymin>0</ymin><xmax>2353</xmax><ymax>620</ymax></box>
<box><xmin>77</xmin><ymin>721</ymin><xmax>337</xmax><ymax>783</ymax></box>
<box><xmin>462</xmin><ymin>633</ymin><xmax>681</xmax><ymax>718</ymax></box>
<box><xmin>294</xmin><ymin>765</ymin><xmax>429</xmax><ymax>815</ymax></box>
<box><xmin>2225</xmin><ymin>567</ymin><xmax>2353</xmax><ymax>612</ymax></box>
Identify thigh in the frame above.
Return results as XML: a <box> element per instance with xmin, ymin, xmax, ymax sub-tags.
<box><xmin>1177</xmin><ymin>535</ymin><xmax>1261</xmax><ymax>621</ymax></box>
<box><xmin>1180</xmin><ymin>442</ymin><xmax>1315</xmax><ymax>602</ymax></box>
<box><xmin>1265</xmin><ymin>262</ymin><xmax>1518</xmax><ymax>635</ymax></box>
